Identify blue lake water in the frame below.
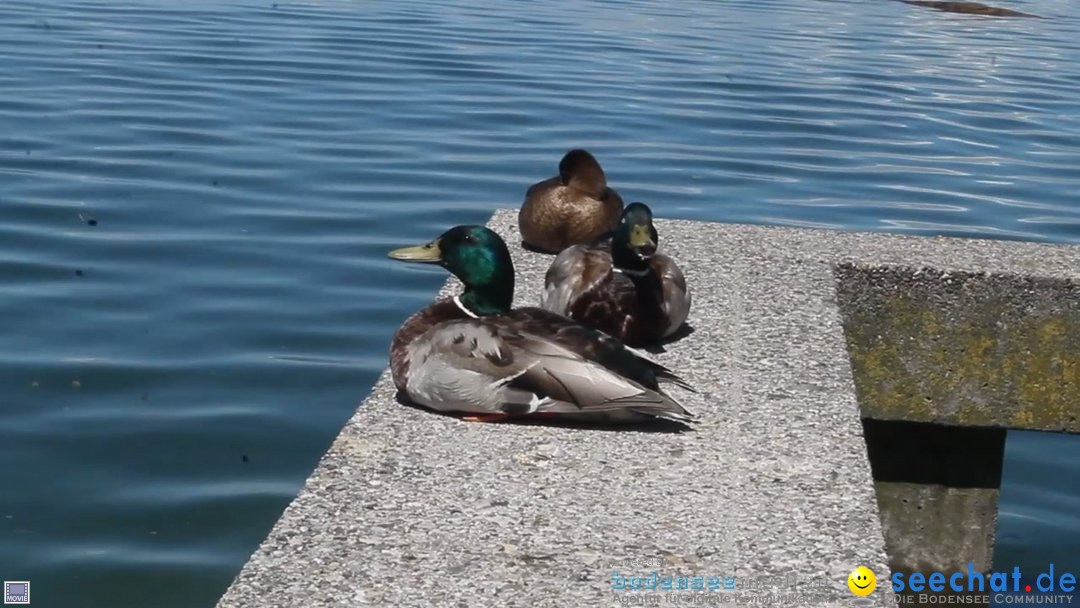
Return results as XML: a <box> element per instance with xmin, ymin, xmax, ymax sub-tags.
<box><xmin>0</xmin><ymin>0</ymin><xmax>1077</xmax><ymax>606</ymax></box>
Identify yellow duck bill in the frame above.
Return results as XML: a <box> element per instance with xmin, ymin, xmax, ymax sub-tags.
<box><xmin>388</xmin><ymin>239</ymin><xmax>442</xmax><ymax>262</ymax></box>
<box><xmin>629</xmin><ymin>224</ymin><xmax>656</xmax><ymax>249</ymax></box>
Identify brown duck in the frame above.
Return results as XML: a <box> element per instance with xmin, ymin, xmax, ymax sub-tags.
<box><xmin>518</xmin><ymin>149</ymin><xmax>624</xmax><ymax>254</ymax></box>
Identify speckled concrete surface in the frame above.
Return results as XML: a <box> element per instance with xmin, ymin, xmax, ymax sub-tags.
<box><xmin>216</xmin><ymin>210</ymin><xmax>1080</xmax><ymax>608</ymax></box>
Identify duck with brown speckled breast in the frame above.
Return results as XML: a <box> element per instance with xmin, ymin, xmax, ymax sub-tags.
<box><xmin>541</xmin><ymin>202</ymin><xmax>691</xmax><ymax>347</ymax></box>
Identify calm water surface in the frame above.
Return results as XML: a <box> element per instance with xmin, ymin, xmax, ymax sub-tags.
<box><xmin>1</xmin><ymin>0</ymin><xmax>1078</xmax><ymax>606</ymax></box>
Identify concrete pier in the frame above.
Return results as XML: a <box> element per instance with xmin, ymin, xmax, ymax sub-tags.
<box><xmin>216</xmin><ymin>209</ymin><xmax>1079</xmax><ymax>608</ymax></box>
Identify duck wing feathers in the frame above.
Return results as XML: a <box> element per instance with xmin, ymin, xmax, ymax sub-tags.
<box><xmin>405</xmin><ymin>309</ymin><xmax>693</xmax><ymax>422</ymax></box>
<box><xmin>541</xmin><ymin>243</ymin><xmax>611</xmax><ymax>314</ymax></box>
<box><xmin>650</xmin><ymin>253</ymin><xmax>691</xmax><ymax>336</ymax></box>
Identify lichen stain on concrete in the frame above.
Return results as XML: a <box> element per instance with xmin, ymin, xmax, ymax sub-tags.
<box><xmin>836</xmin><ymin>265</ymin><xmax>1080</xmax><ymax>432</ymax></box>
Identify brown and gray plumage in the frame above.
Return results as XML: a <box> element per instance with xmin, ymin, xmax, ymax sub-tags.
<box><xmin>387</xmin><ymin>225</ymin><xmax>694</xmax><ymax>424</ymax></box>
<box><xmin>542</xmin><ymin>203</ymin><xmax>690</xmax><ymax>347</ymax></box>
<box><xmin>518</xmin><ymin>149</ymin><xmax>625</xmax><ymax>254</ymax></box>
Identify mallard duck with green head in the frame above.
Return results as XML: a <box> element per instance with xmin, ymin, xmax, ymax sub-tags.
<box><xmin>518</xmin><ymin>149</ymin><xmax>624</xmax><ymax>254</ymax></box>
<box><xmin>541</xmin><ymin>202</ymin><xmax>690</xmax><ymax>347</ymax></box>
<box><xmin>388</xmin><ymin>225</ymin><xmax>694</xmax><ymax>424</ymax></box>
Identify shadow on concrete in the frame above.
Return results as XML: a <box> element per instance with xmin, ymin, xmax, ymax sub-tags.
<box><xmin>862</xmin><ymin>418</ymin><xmax>1005</xmax><ymax>488</ymax></box>
<box><xmin>643</xmin><ymin>323</ymin><xmax>697</xmax><ymax>354</ymax></box>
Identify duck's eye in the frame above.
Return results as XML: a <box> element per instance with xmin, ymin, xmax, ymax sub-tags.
<box><xmin>463</xmin><ymin>233</ymin><xmax>475</xmax><ymax>243</ymax></box>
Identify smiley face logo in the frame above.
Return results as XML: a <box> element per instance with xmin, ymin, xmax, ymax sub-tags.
<box><xmin>848</xmin><ymin>566</ymin><xmax>876</xmax><ymax>596</ymax></box>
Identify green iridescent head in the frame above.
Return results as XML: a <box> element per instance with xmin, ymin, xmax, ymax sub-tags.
<box><xmin>389</xmin><ymin>225</ymin><xmax>515</xmax><ymax>315</ymax></box>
